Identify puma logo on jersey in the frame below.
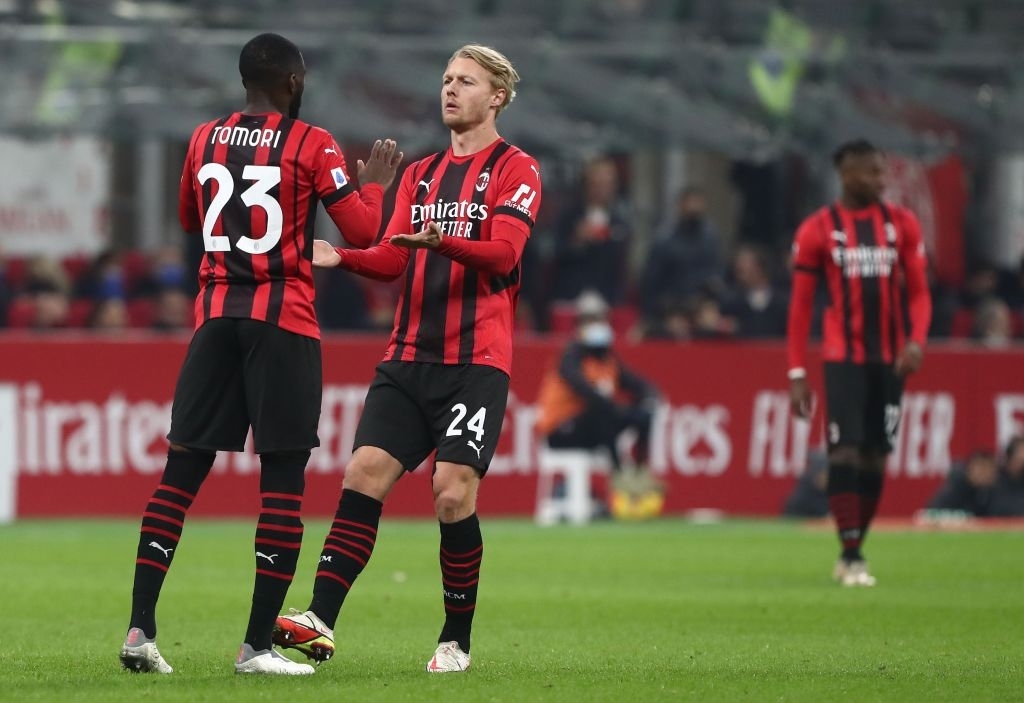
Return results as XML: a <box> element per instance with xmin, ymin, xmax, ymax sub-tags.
<box><xmin>467</xmin><ymin>440</ymin><xmax>483</xmax><ymax>459</ymax></box>
<box><xmin>418</xmin><ymin>178</ymin><xmax>434</xmax><ymax>192</ymax></box>
<box><xmin>148</xmin><ymin>541</ymin><xmax>174</xmax><ymax>558</ymax></box>
<box><xmin>830</xmin><ymin>230</ymin><xmax>847</xmax><ymax>243</ymax></box>
<box><xmin>324</xmin><ymin>146</ymin><xmax>338</xmax><ymax>155</ymax></box>
<box><xmin>530</xmin><ymin>164</ymin><xmax>540</xmax><ymax>178</ymax></box>
<box><xmin>256</xmin><ymin>552</ymin><xmax>278</xmax><ymax>564</ymax></box>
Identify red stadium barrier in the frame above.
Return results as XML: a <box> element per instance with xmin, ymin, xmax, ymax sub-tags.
<box><xmin>1</xmin><ymin>333</ymin><xmax>1022</xmax><ymax>519</ymax></box>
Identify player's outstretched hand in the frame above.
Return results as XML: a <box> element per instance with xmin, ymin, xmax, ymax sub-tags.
<box><xmin>357</xmin><ymin>139</ymin><xmax>404</xmax><ymax>191</ymax></box>
<box><xmin>390</xmin><ymin>221</ymin><xmax>442</xmax><ymax>250</ymax></box>
<box><xmin>789</xmin><ymin>377</ymin><xmax>814</xmax><ymax>419</ymax></box>
<box><xmin>894</xmin><ymin>340</ymin><xmax>924</xmax><ymax>378</ymax></box>
<box><xmin>312</xmin><ymin>239</ymin><xmax>341</xmax><ymax>268</ymax></box>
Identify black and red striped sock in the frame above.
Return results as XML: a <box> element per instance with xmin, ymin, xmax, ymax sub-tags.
<box><xmin>129</xmin><ymin>449</ymin><xmax>214</xmax><ymax>638</ymax></box>
<box><xmin>244</xmin><ymin>451</ymin><xmax>307</xmax><ymax>651</ymax></box>
<box><xmin>827</xmin><ymin>462</ymin><xmax>863</xmax><ymax>561</ymax></box>
<box><xmin>858</xmin><ymin>468</ymin><xmax>885</xmax><ymax>544</ymax></box>
<box><xmin>438</xmin><ymin>513</ymin><xmax>483</xmax><ymax>654</ymax></box>
<box><xmin>308</xmin><ymin>489</ymin><xmax>382</xmax><ymax>629</ymax></box>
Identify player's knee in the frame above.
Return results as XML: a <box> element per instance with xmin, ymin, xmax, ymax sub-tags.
<box><xmin>433</xmin><ymin>487</ymin><xmax>472</xmax><ymax>522</ymax></box>
<box><xmin>342</xmin><ymin>448</ymin><xmax>401</xmax><ymax>500</ymax></box>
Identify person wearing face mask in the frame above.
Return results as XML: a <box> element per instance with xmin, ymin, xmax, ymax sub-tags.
<box><xmin>535</xmin><ymin>291</ymin><xmax>663</xmax><ymax>515</ymax></box>
<box><xmin>640</xmin><ymin>186</ymin><xmax>725</xmax><ymax>332</ymax></box>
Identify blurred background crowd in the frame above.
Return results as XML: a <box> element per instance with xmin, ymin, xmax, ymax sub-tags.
<box><xmin>3</xmin><ymin>165</ymin><xmax>1024</xmax><ymax>344</ymax></box>
<box><xmin>1</xmin><ymin>1</ymin><xmax>1023</xmax><ymax>344</ymax></box>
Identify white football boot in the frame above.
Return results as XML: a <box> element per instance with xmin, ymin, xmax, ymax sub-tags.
<box><xmin>120</xmin><ymin>627</ymin><xmax>173</xmax><ymax>674</ymax></box>
<box><xmin>235</xmin><ymin>643</ymin><xmax>315</xmax><ymax>675</ymax></box>
<box><xmin>425</xmin><ymin>641</ymin><xmax>471</xmax><ymax>673</ymax></box>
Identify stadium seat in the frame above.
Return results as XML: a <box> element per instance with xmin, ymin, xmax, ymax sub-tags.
<box><xmin>949</xmin><ymin>308</ymin><xmax>974</xmax><ymax>338</ymax></box>
<box><xmin>609</xmin><ymin>305</ymin><xmax>639</xmax><ymax>337</ymax></box>
<box><xmin>67</xmin><ymin>299</ymin><xmax>95</xmax><ymax>327</ymax></box>
<box><xmin>62</xmin><ymin>254</ymin><xmax>91</xmax><ymax>284</ymax></box>
<box><xmin>5</xmin><ymin>297</ymin><xmax>35</xmax><ymax>328</ymax></box>
<box><xmin>548</xmin><ymin>303</ymin><xmax>576</xmax><ymax>335</ymax></box>
<box><xmin>3</xmin><ymin>257</ymin><xmax>29</xmax><ymax>292</ymax></box>
<box><xmin>535</xmin><ymin>445</ymin><xmax>611</xmax><ymax>526</ymax></box>
<box><xmin>127</xmin><ymin>298</ymin><xmax>155</xmax><ymax>328</ymax></box>
<box><xmin>121</xmin><ymin>251</ymin><xmax>151</xmax><ymax>295</ymax></box>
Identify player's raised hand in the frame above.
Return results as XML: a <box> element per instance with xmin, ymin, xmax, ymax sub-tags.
<box><xmin>389</xmin><ymin>221</ymin><xmax>442</xmax><ymax>250</ymax></box>
<box><xmin>357</xmin><ymin>139</ymin><xmax>404</xmax><ymax>191</ymax></box>
<box><xmin>894</xmin><ymin>340</ymin><xmax>924</xmax><ymax>378</ymax></box>
<box><xmin>789</xmin><ymin>377</ymin><xmax>814</xmax><ymax>419</ymax></box>
<box><xmin>311</xmin><ymin>239</ymin><xmax>342</xmax><ymax>268</ymax></box>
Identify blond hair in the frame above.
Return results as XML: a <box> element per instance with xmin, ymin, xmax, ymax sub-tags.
<box><xmin>448</xmin><ymin>44</ymin><xmax>520</xmax><ymax>115</ymax></box>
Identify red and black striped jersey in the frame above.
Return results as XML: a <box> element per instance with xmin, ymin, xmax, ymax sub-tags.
<box><xmin>178</xmin><ymin>111</ymin><xmax>385</xmax><ymax>339</ymax></box>
<box><xmin>338</xmin><ymin>139</ymin><xmax>540</xmax><ymax>374</ymax></box>
<box><xmin>787</xmin><ymin>201</ymin><xmax>932</xmax><ymax>369</ymax></box>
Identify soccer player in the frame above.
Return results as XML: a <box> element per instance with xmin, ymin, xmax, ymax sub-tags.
<box><xmin>787</xmin><ymin>139</ymin><xmax>931</xmax><ymax>587</ymax></box>
<box><xmin>119</xmin><ymin>33</ymin><xmax>402</xmax><ymax>676</ymax></box>
<box><xmin>273</xmin><ymin>44</ymin><xmax>541</xmax><ymax>673</ymax></box>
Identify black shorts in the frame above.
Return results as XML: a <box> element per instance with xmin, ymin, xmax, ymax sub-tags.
<box><xmin>354</xmin><ymin>361</ymin><xmax>510</xmax><ymax>475</ymax></box>
<box><xmin>823</xmin><ymin>361</ymin><xmax>904</xmax><ymax>452</ymax></box>
<box><xmin>167</xmin><ymin>318</ymin><xmax>322</xmax><ymax>454</ymax></box>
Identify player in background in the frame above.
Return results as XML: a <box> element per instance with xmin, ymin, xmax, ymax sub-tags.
<box><xmin>273</xmin><ymin>44</ymin><xmax>540</xmax><ymax>673</ymax></box>
<box><xmin>119</xmin><ymin>32</ymin><xmax>402</xmax><ymax>676</ymax></box>
<box><xmin>787</xmin><ymin>139</ymin><xmax>931</xmax><ymax>587</ymax></box>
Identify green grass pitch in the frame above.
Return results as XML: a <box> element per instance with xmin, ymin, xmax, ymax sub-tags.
<box><xmin>1</xmin><ymin>518</ymin><xmax>1021</xmax><ymax>702</ymax></box>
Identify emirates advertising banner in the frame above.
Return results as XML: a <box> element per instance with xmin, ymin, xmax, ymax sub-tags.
<box><xmin>0</xmin><ymin>137</ymin><xmax>110</xmax><ymax>256</ymax></box>
<box><xmin>1</xmin><ymin>335</ymin><xmax>1022</xmax><ymax>523</ymax></box>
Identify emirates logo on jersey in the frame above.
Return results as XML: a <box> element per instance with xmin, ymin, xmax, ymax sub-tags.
<box><xmin>411</xmin><ymin>197</ymin><xmax>489</xmax><ymax>239</ymax></box>
<box><xmin>475</xmin><ymin>171</ymin><xmax>490</xmax><ymax>192</ymax></box>
<box><xmin>831</xmin><ymin>246</ymin><xmax>898</xmax><ymax>279</ymax></box>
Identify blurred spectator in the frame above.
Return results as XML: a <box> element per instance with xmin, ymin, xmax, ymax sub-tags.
<box><xmin>89</xmin><ymin>297</ymin><xmax>129</xmax><ymax>331</ymax></box>
<box><xmin>31</xmin><ymin>289</ymin><xmax>71</xmax><ymax>329</ymax></box>
<box><xmin>690</xmin><ymin>293</ymin><xmax>733</xmax><ymax>339</ymax></box>
<box><xmin>973</xmin><ymin>296</ymin><xmax>1013</xmax><ymax>347</ymax></box>
<box><xmin>535</xmin><ymin>290</ymin><xmax>664</xmax><ymax>516</ymax></box>
<box><xmin>927</xmin><ymin>449</ymin><xmax>1001</xmax><ymax>516</ymax></box>
<box><xmin>782</xmin><ymin>449</ymin><xmax>829</xmax><ymax>518</ymax></box>
<box><xmin>640</xmin><ymin>186</ymin><xmax>725</xmax><ymax>325</ymax></box>
<box><xmin>73</xmin><ymin>249</ymin><xmax>126</xmax><ymax>301</ymax></box>
<box><xmin>151</xmin><ymin>287</ymin><xmax>192</xmax><ymax>331</ymax></box>
<box><xmin>928</xmin><ymin>438</ymin><xmax>1024</xmax><ymax>517</ymax></box>
<box><xmin>642</xmin><ymin>299</ymin><xmax>692</xmax><ymax>341</ymax></box>
<box><xmin>0</xmin><ymin>257</ymin><xmax>12</xmax><ymax>327</ymax></box>
<box><xmin>135</xmin><ymin>245</ymin><xmax>190</xmax><ymax>298</ymax></box>
<box><xmin>550</xmin><ymin>156</ymin><xmax>632</xmax><ymax>305</ymax></box>
<box><xmin>721</xmin><ymin>243</ymin><xmax>788</xmax><ymax>338</ymax></box>
<box><xmin>24</xmin><ymin>255</ymin><xmax>71</xmax><ymax>296</ymax></box>
<box><xmin>996</xmin><ymin>435</ymin><xmax>1024</xmax><ymax>516</ymax></box>
<box><xmin>23</xmin><ymin>255</ymin><xmax>72</xmax><ymax>329</ymax></box>
<box><xmin>959</xmin><ymin>261</ymin><xmax>1001</xmax><ymax>310</ymax></box>
<box><xmin>1003</xmin><ymin>255</ymin><xmax>1024</xmax><ymax>311</ymax></box>
<box><xmin>535</xmin><ymin>291</ymin><xmax>661</xmax><ymax>469</ymax></box>
<box><xmin>315</xmin><ymin>266</ymin><xmax>373</xmax><ymax>331</ymax></box>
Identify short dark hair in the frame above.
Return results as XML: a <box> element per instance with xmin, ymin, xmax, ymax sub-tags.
<box><xmin>239</xmin><ymin>33</ymin><xmax>303</xmax><ymax>89</ymax></box>
<box><xmin>832</xmin><ymin>139</ymin><xmax>880</xmax><ymax>168</ymax></box>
